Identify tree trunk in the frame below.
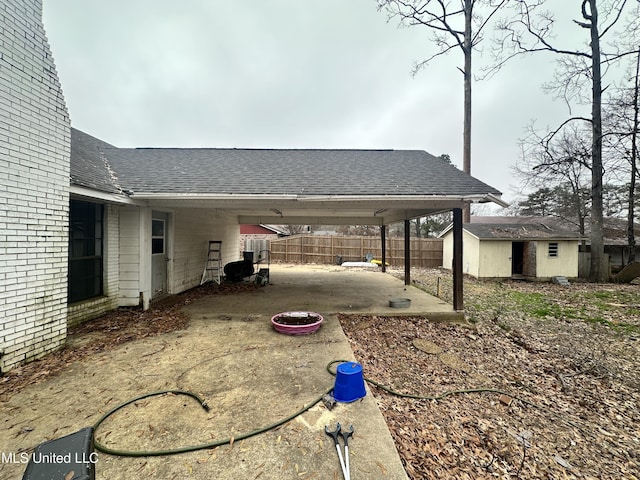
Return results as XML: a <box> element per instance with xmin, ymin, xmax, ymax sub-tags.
<box><xmin>588</xmin><ymin>0</ymin><xmax>607</xmax><ymax>282</ymax></box>
<box><xmin>462</xmin><ymin>0</ymin><xmax>473</xmax><ymax>223</ymax></box>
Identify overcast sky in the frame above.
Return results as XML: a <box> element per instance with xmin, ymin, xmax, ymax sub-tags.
<box><xmin>43</xmin><ymin>1</ymin><xmax>611</xmax><ymax>206</ymax></box>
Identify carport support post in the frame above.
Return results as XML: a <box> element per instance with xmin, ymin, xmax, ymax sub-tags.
<box><xmin>404</xmin><ymin>219</ymin><xmax>411</xmax><ymax>285</ymax></box>
<box><xmin>453</xmin><ymin>208</ymin><xmax>464</xmax><ymax>311</ymax></box>
<box><xmin>381</xmin><ymin>224</ymin><xmax>387</xmax><ymax>273</ymax></box>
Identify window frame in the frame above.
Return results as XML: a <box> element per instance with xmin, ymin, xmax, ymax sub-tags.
<box><xmin>68</xmin><ymin>200</ymin><xmax>104</xmax><ymax>303</ymax></box>
<box><xmin>152</xmin><ymin>219</ymin><xmax>166</xmax><ymax>255</ymax></box>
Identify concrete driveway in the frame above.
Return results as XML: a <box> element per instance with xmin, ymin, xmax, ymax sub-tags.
<box><xmin>1</xmin><ymin>264</ymin><xmax>455</xmax><ymax>479</ymax></box>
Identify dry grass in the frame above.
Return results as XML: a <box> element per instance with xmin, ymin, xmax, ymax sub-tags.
<box><xmin>340</xmin><ymin>268</ymin><xmax>640</xmax><ymax>479</ymax></box>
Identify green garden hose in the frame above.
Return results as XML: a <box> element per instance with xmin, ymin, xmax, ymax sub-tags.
<box><xmin>93</xmin><ymin>359</ymin><xmax>535</xmax><ymax>457</ymax></box>
<box><xmin>326</xmin><ymin>359</ymin><xmax>530</xmax><ymax>405</ymax></box>
<box><xmin>93</xmin><ymin>386</ymin><xmax>333</xmax><ymax>457</ymax></box>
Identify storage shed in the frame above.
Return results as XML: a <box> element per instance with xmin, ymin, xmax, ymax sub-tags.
<box><xmin>440</xmin><ymin>221</ymin><xmax>582</xmax><ymax>279</ymax></box>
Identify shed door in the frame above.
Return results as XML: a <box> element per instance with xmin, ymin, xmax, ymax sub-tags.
<box><xmin>151</xmin><ymin>211</ymin><xmax>169</xmax><ymax>298</ymax></box>
<box><xmin>511</xmin><ymin>242</ymin><xmax>524</xmax><ymax>275</ymax></box>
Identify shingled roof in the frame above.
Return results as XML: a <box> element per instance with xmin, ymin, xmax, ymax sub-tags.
<box><xmin>471</xmin><ymin>215</ymin><xmax>638</xmax><ymax>245</ymax></box>
<box><xmin>70</xmin><ymin>128</ymin><xmax>122</xmax><ymax>194</ymax></box>
<box><xmin>69</xmin><ymin>128</ymin><xmax>507</xmax><ymax>223</ymax></box>
<box><xmin>102</xmin><ymin>147</ymin><xmax>501</xmax><ymax>197</ymax></box>
<box><xmin>69</xmin><ymin>129</ymin><xmax>501</xmax><ymax>197</ymax></box>
<box><xmin>462</xmin><ymin>223</ymin><xmax>582</xmax><ymax>240</ymax></box>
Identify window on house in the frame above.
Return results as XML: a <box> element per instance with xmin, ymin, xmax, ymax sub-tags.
<box><xmin>548</xmin><ymin>242</ymin><xmax>559</xmax><ymax>258</ymax></box>
<box><xmin>68</xmin><ymin>200</ymin><xmax>103</xmax><ymax>303</ymax></box>
<box><xmin>152</xmin><ymin>219</ymin><xmax>165</xmax><ymax>254</ymax></box>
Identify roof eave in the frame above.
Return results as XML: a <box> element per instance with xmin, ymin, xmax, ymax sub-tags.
<box><xmin>129</xmin><ymin>192</ymin><xmax>505</xmax><ymax>203</ymax></box>
<box><xmin>479</xmin><ymin>236</ymin><xmax>583</xmax><ymax>241</ymax></box>
<box><xmin>70</xmin><ymin>185</ymin><xmax>134</xmax><ymax>205</ymax></box>
<box><xmin>483</xmin><ymin>193</ymin><xmax>509</xmax><ymax>208</ymax></box>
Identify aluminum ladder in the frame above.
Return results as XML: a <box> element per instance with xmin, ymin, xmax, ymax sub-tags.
<box><xmin>200</xmin><ymin>240</ymin><xmax>222</xmax><ymax>285</ymax></box>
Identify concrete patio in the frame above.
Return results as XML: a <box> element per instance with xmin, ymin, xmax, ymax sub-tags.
<box><xmin>1</xmin><ymin>264</ymin><xmax>459</xmax><ymax>479</ymax></box>
<box><xmin>188</xmin><ymin>263</ymin><xmax>461</xmax><ymax>319</ymax></box>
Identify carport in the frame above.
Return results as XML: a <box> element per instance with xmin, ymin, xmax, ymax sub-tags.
<box><xmin>104</xmin><ymin>146</ymin><xmax>507</xmax><ymax>311</ymax></box>
<box><xmin>7</xmin><ymin>135</ymin><xmax>510</xmax><ymax>479</ymax></box>
<box><xmin>2</xmin><ymin>265</ymin><xmax>470</xmax><ymax>480</ymax></box>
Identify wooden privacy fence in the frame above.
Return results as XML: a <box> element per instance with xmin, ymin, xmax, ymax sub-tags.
<box><xmin>269</xmin><ymin>235</ymin><xmax>443</xmax><ymax>268</ymax></box>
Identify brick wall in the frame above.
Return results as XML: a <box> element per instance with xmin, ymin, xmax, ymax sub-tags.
<box><xmin>0</xmin><ymin>0</ymin><xmax>70</xmax><ymax>372</ymax></box>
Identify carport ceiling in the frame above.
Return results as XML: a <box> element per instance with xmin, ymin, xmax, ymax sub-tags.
<box><xmin>127</xmin><ymin>193</ymin><xmax>501</xmax><ymax>225</ymax></box>
<box><xmin>70</xmin><ymin>129</ymin><xmax>507</xmax><ymax>224</ymax></box>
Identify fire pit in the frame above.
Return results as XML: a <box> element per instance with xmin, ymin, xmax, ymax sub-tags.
<box><xmin>271</xmin><ymin>311</ymin><xmax>324</xmax><ymax>335</ymax></box>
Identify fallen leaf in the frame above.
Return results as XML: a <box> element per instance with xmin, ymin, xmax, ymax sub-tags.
<box><xmin>554</xmin><ymin>454</ymin><xmax>573</xmax><ymax>469</ymax></box>
<box><xmin>376</xmin><ymin>461</ymin><xmax>388</xmax><ymax>475</ymax></box>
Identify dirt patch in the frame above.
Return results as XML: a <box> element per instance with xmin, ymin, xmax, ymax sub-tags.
<box><xmin>339</xmin><ymin>268</ymin><xmax>640</xmax><ymax>480</ymax></box>
<box><xmin>0</xmin><ymin>282</ymin><xmax>259</xmax><ymax>399</ymax></box>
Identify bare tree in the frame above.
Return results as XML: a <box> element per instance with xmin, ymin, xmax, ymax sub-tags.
<box><xmin>412</xmin><ymin>217</ymin><xmax>423</xmax><ymax>237</ymax></box>
<box><xmin>422</xmin><ymin>211</ymin><xmax>453</xmax><ymax>236</ymax></box>
<box><xmin>605</xmin><ymin>47</ymin><xmax>640</xmax><ymax>262</ymax></box>
<box><xmin>516</xmin><ymin>121</ymin><xmax>593</xmax><ymax>236</ymax></box>
<box><xmin>377</xmin><ymin>0</ymin><xmax>508</xmax><ymax>223</ymax></box>
<box><xmin>282</xmin><ymin>225</ymin><xmax>308</xmax><ymax>235</ymax></box>
<box><xmin>496</xmin><ymin>0</ymin><xmax>636</xmax><ymax>281</ymax></box>
<box><xmin>336</xmin><ymin>225</ymin><xmax>380</xmax><ymax>236</ymax></box>
<box><xmin>586</xmin><ymin>0</ymin><xmax>607</xmax><ymax>281</ymax></box>
<box><xmin>629</xmin><ymin>48</ymin><xmax>640</xmax><ymax>262</ymax></box>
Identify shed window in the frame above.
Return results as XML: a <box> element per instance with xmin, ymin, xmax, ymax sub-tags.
<box><xmin>68</xmin><ymin>200</ymin><xmax>103</xmax><ymax>303</ymax></box>
<box><xmin>548</xmin><ymin>242</ymin><xmax>559</xmax><ymax>258</ymax></box>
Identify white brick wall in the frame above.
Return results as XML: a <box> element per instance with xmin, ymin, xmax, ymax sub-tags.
<box><xmin>0</xmin><ymin>0</ymin><xmax>70</xmax><ymax>372</ymax></box>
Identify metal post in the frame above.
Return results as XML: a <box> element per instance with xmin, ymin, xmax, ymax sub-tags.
<box><xmin>381</xmin><ymin>225</ymin><xmax>387</xmax><ymax>273</ymax></box>
<box><xmin>404</xmin><ymin>219</ymin><xmax>411</xmax><ymax>285</ymax></box>
<box><xmin>453</xmin><ymin>208</ymin><xmax>464</xmax><ymax>311</ymax></box>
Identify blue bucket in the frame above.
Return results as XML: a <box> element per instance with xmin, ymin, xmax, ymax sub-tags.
<box><xmin>333</xmin><ymin>362</ymin><xmax>366</xmax><ymax>403</ymax></box>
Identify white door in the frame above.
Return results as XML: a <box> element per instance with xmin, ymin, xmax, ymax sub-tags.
<box><xmin>151</xmin><ymin>212</ymin><xmax>169</xmax><ymax>298</ymax></box>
